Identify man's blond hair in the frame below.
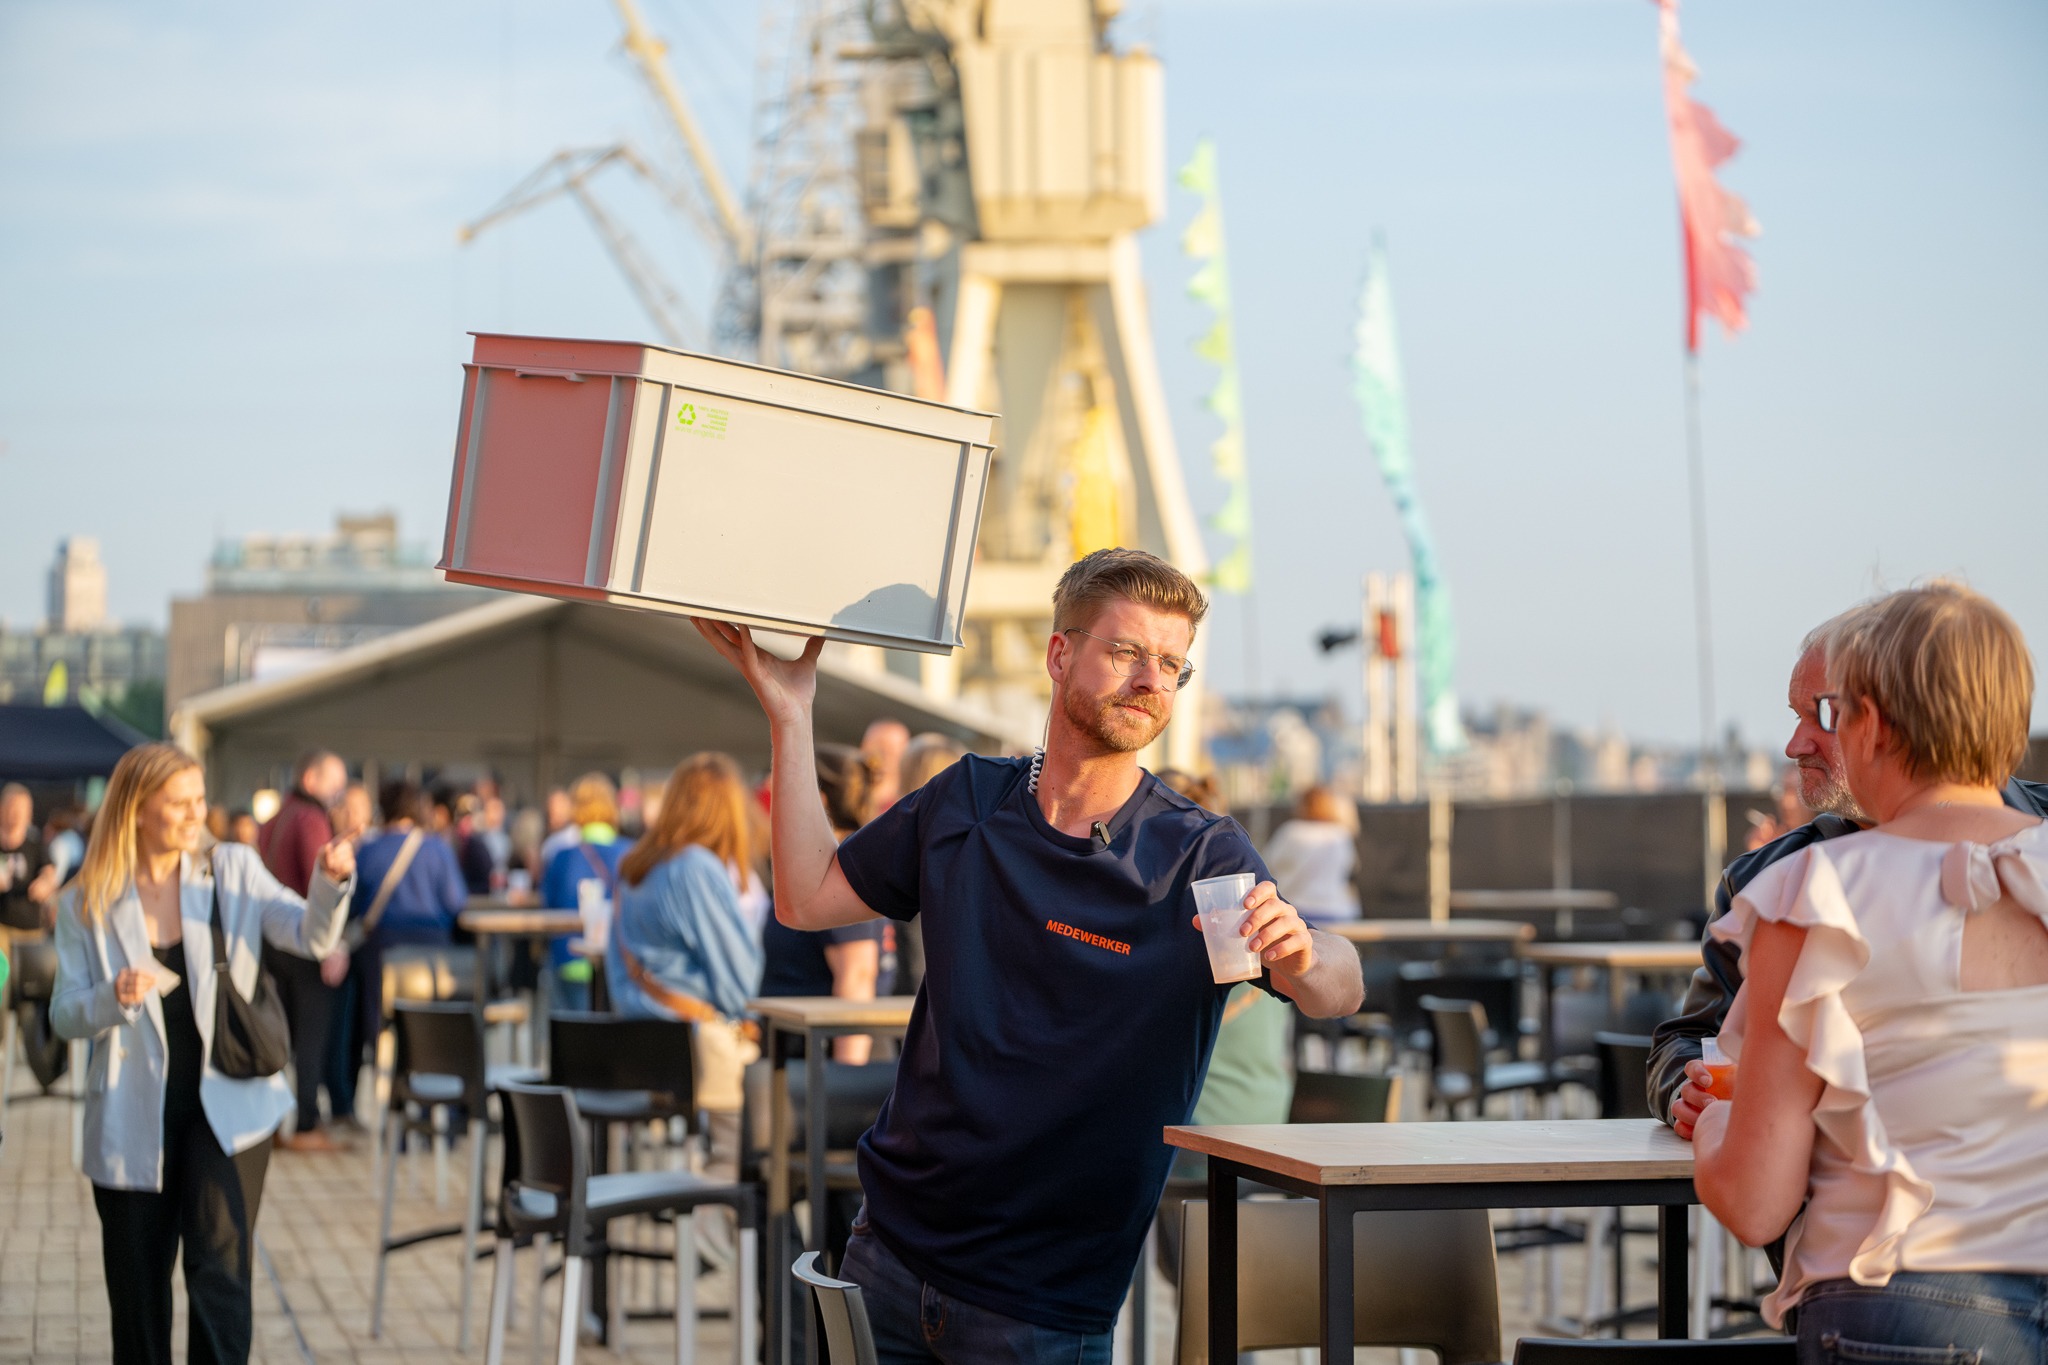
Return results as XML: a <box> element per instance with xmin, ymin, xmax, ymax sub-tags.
<box><xmin>1051</xmin><ymin>548</ymin><xmax>1208</xmax><ymax>637</ymax></box>
<box><xmin>1826</xmin><ymin>580</ymin><xmax>2033</xmax><ymax>788</ymax></box>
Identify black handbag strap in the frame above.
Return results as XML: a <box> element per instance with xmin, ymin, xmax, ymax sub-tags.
<box><xmin>207</xmin><ymin>851</ymin><xmax>233</xmax><ymax>993</ymax></box>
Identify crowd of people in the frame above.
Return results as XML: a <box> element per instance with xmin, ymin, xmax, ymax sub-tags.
<box><xmin>3</xmin><ymin>697</ymin><xmax>974</xmax><ymax>1362</ymax></box>
<box><xmin>7</xmin><ymin>544</ymin><xmax>2046</xmax><ymax>1365</ymax></box>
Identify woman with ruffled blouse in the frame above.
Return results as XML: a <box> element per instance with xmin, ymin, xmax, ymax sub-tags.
<box><xmin>1694</xmin><ymin>583</ymin><xmax>2048</xmax><ymax>1360</ymax></box>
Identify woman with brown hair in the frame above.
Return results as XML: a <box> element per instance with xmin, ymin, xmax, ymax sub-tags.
<box><xmin>607</xmin><ymin>753</ymin><xmax>764</xmax><ymax>1108</ymax></box>
<box><xmin>1695</xmin><ymin>583</ymin><xmax>2048</xmax><ymax>1357</ymax></box>
<box><xmin>52</xmin><ymin>743</ymin><xmax>354</xmax><ymax>1365</ymax></box>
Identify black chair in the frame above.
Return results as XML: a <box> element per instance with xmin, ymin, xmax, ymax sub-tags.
<box><xmin>1286</xmin><ymin>1069</ymin><xmax>1401</xmax><ymax>1124</ymax></box>
<box><xmin>372</xmin><ymin>1002</ymin><xmax>539</xmax><ymax>1353</ymax></box>
<box><xmin>1513</xmin><ymin>1339</ymin><xmax>1795</xmax><ymax>1365</ymax></box>
<box><xmin>484</xmin><ymin>1082</ymin><xmax>759</xmax><ymax>1365</ymax></box>
<box><xmin>1396</xmin><ymin>961</ymin><xmax>1525</xmax><ymax>1055</ymax></box>
<box><xmin>792</xmin><ymin>1250</ymin><xmax>878</xmax><ymax>1365</ymax></box>
<box><xmin>1419</xmin><ymin>994</ymin><xmax>1557</xmax><ymax>1119</ymax></box>
<box><xmin>739</xmin><ymin>1058</ymin><xmax>897</xmax><ymax>1186</ymax></box>
<box><xmin>548</xmin><ymin>1012</ymin><xmax>713</xmax><ymax>1342</ymax></box>
<box><xmin>1595</xmin><ymin>1032</ymin><xmax>1655</xmax><ymax>1121</ymax></box>
<box><xmin>548</xmin><ymin>1010</ymin><xmax>700</xmax><ymax>1128</ymax></box>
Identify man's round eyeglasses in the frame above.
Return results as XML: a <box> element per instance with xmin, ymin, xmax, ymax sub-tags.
<box><xmin>1064</xmin><ymin>629</ymin><xmax>1196</xmax><ymax>691</ymax></box>
<box><xmin>1814</xmin><ymin>693</ymin><xmax>1841</xmax><ymax>734</ymax></box>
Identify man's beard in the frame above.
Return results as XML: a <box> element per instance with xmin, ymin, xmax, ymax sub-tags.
<box><xmin>1797</xmin><ymin>759</ymin><xmax>1869</xmax><ymax>824</ymax></box>
<box><xmin>1061</xmin><ymin>684</ymin><xmax>1170</xmax><ymax>754</ymax></box>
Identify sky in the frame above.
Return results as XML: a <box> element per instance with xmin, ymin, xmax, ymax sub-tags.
<box><xmin>1</xmin><ymin>0</ymin><xmax>2044</xmax><ymax>750</ymax></box>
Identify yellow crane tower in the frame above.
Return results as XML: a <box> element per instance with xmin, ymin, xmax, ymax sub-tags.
<box><xmin>467</xmin><ymin>0</ymin><xmax>1212</xmax><ymax>771</ymax></box>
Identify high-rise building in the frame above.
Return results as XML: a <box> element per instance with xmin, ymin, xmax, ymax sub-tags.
<box><xmin>47</xmin><ymin>537</ymin><xmax>108</xmax><ymax>633</ymax></box>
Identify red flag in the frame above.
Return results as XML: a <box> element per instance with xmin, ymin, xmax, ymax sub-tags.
<box><xmin>1659</xmin><ymin>0</ymin><xmax>1759</xmax><ymax>352</ymax></box>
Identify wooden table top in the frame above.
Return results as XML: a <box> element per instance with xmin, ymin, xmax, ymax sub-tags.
<box><xmin>1518</xmin><ymin>941</ymin><xmax>1701</xmax><ymax>970</ymax></box>
<box><xmin>1163</xmin><ymin>1118</ymin><xmax>1694</xmax><ymax>1188</ymax></box>
<box><xmin>1446</xmin><ymin>889</ymin><xmax>1621</xmax><ymax>913</ymax></box>
<box><xmin>466</xmin><ymin>891</ymin><xmax>542</xmax><ymax>910</ymax></box>
<box><xmin>458</xmin><ymin>908</ymin><xmax>584</xmax><ymax>936</ymax></box>
<box><xmin>748</xmin><ymin>996</ymin><xmax>917</xmax><ymax>1030</ymax></box>
<box><xmin>1328</xmin><ymin>919</ymin><xmax>1536</xmax><ymax>944</ymax></box>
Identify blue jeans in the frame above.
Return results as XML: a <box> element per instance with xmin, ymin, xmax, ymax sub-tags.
<box><xmin>838</xmin><ymin>1218</ymin><xmax>1113</xmax><ymax>1365</ymax></box>
<box><xmin>1797</xmin><ymin>1272</ymin><xmax>2048</xmax><ymax>1365</ymax></box>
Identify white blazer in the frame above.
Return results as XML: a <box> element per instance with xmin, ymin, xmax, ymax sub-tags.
<box><xmin>51</xmin><ymin>842</ymin><xmax>352</xmax><ymax>1190</ymax></box>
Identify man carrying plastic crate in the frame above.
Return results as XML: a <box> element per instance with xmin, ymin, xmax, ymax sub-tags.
<box><xmin>696</xmin><ymin>547</ymin><xmax>1364</xmax><ymax>1365</ymax></box>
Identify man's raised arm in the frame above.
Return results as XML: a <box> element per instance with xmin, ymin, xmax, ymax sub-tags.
<box><xmin>690</xmin><ymin>620</ymin><xmax>880</xmax><ymax>931</ymax></box>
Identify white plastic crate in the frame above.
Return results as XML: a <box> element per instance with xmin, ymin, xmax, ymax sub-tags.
<box><xmin>439</xmin><ymin>333</ymin><xmax>995</xmax><ymax>654</ymax></box>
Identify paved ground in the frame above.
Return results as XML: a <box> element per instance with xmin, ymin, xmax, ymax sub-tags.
<box><xmin>0</xmin><ymin>1086</ymin><xmax>737</xmax><ymax>1365</ymax></box>
<box><xmin>2</xmin><ymin>1062</ymin><xmax>1766</xmax><ymax>1364</ymax></box>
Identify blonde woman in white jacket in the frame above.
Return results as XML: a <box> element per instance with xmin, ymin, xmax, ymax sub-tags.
<box><xmin>53</xmin><ymin>743</ymin><xmax>354</xmax><ymax>1365</ymax></box>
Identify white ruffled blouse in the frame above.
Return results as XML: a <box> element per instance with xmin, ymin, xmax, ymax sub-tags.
<box><xmin>1709</xmin><ymin>823</ymin><xmax>2048</xmax><ymax>1325</ymax></box>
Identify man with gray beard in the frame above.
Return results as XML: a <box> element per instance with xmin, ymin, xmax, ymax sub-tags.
<box><xmin>1650</xmin><ymin>619</ymin><xmax>2048</xmax><ymax>1137</ymax></box>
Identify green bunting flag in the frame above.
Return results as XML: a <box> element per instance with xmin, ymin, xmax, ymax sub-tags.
<box><xmin>1179</xmin><ymin>137</ymin><xmax>1253</xmax><ymax>596</ymax></box>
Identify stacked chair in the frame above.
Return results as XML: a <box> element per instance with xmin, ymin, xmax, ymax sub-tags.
<box><xmin>370</xmin><ymin>1001</ymin><xmax>539</xmax><ymax>1353</ymax></box>
<box><xmin>547</xmin><ymin>1012</ymin><xmax>712</xmax><ymax>1344</ymax></box>
<box><xmin>485</xmin><ymin>1079</ymin><xmax>758</xmax><ymax>1365</ymax></box>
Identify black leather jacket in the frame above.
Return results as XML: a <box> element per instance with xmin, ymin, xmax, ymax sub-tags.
<box><xmin>1646</xmin><ymin>776</ymin><xmax>2048</xmax><ymax>1123</ymax></box>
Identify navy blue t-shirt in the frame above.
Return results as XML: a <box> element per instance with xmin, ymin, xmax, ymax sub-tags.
<box><xmin>835</xmin><ymin>754</ymin><xmax>1276</xmax><ymax>1333</ymax></box>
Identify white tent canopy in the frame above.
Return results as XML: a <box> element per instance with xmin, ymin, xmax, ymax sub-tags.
<box><xmin>172</xmin><ymin>596</ymin><xmax>1033</xmax><ymax>803</ymax></box>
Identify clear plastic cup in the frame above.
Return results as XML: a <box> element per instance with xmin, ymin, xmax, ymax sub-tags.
<box><xmin>577</xmin><ymin>879</ymin><xmax>612</xmax><ymax>951</ymax></box>
<box><xmin>1702</xmin><ymin>1035</ymin><xmax>1737</xmax><ymax>1100</ymax></box>
<box><xmin>1193</xmin><ymin>873</ymin><xmax>1262</xmax><ymax>984</ymax></box>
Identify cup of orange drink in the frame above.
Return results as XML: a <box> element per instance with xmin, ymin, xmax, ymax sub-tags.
<box><xmin>1701</xmin><ymin>1036</ymin><xmax>1737</xmax><ymax>1100</ymax></box>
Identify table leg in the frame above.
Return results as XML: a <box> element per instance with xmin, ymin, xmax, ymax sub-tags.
<box><xmin>1657</xmin><ymin>1203</ymin><xmax>1689</xmax><ymax>1338</ymax></box>
<box><xmin>804</xmin><ymin>1031</ymin><xmax>827</xmax><ymax>1365</ymax></box>
<box><xmin>767</xmin><ymin>1025</ymin><xmax>792</xmax><ymax>1365</ymax></box>
<box><xmin>805</xmin><ymin>1036</ymin><xmax>827</xmax><ymax>1256</ymax></box>
<box><xmin>1540</xmin><ymin>965</ymin><xmax>1557</xmax><ymax>1065</ymax></box>
<box><xmin>475</xmin><ymin>931</ymin><xmax>494</xmax><ymax>1028</ymax></box>
<box><xmin>1319</xmin><ymin>1190</ymin><xmax>1355</xmax><ymax>1360</ymax></box>
<box><xmin>1205</xmin><ymin>1161</ymin><xmax>1237</xmax><ymax>1365</ymax></box>
<box><xmin>590</xmin><ymin>1117</ymin><xmax>611</xmax><ymax>1345</ymax></box>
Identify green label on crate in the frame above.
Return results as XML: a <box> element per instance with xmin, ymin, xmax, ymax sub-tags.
<box><xmin>675</xmin><ymin>401</ymin><xmax>729</xmax><ymax>439</ymax></box>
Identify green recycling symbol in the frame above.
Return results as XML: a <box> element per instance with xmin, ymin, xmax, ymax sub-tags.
<box><xmin>676</xmin><ymin>403</ymin><xmax>696</xmax><ymax>426</ymax></box>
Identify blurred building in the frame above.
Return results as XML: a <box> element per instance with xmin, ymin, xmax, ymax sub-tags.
<box><xmin>0</xmin><ymin>539</ymin><xmax>166</xmax><ymax>732</ymax></box>
<box><xmin>1428</xmin><ymin>702</ymin><xmax>1778</xmax><ymax>800</ymax></box>
<box><xmin>1204</xmin><ymin>694</ymin><xmax>1358</xmax><ymax>812</ymax></box>
<box><xmin>166</xmin><ymin>511</ymin><xmax>498</xmax><ymax>712</ymax></box>
<box><xmin>47</xmin><ymin>537</ymin><xmax>108</xmax><ymax>632</ymax></box>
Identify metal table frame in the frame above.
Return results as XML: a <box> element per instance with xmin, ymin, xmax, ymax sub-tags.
<box><xmin>1199</xmin><ymin>1153</ymin><xmax>1694</xmax><ymax>1358</ymax></box>
<box><xmin>758</xmin><ymin>1001</ymin><xmax>914</xmax><ymax>1365</ymax></box>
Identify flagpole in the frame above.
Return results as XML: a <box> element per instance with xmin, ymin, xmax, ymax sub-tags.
<box><xmin>1683</xmin><ymin>349</ymin><xmax>1716</xmax><ymax>763</ymax></box>
<box><xmin>1684</xmin><ymin>346</ymin><xmax>1727</xmax><ymax>918</ymax></box>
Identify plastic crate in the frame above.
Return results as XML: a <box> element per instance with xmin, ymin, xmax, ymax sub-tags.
<box><xmin>439</xmin><ymin>333</ymin><xmax>995</xmax><ymax>654</ymax></box>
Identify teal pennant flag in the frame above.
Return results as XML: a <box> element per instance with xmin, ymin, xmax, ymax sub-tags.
<box><xmin>1353</xmin><ymin>239</ymin><xmax>1464</xmax><ymax>754</ymax></box>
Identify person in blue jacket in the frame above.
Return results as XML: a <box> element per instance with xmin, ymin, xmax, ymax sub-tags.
<box><xmin>346</xmin><ymin>781</ymin><xmax>467</xmax><ymax>1073</ymax></box>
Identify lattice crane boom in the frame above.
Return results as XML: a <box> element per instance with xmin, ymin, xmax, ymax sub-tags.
<box><xmin>610</xmin><ymin>0</ymin><xmax>755</xmax><ymax>262</ymax></box>
<box><xmin>458</xmin><ymin>145</ymin><xmax>703</xmax><ymax>347</ymax></box>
